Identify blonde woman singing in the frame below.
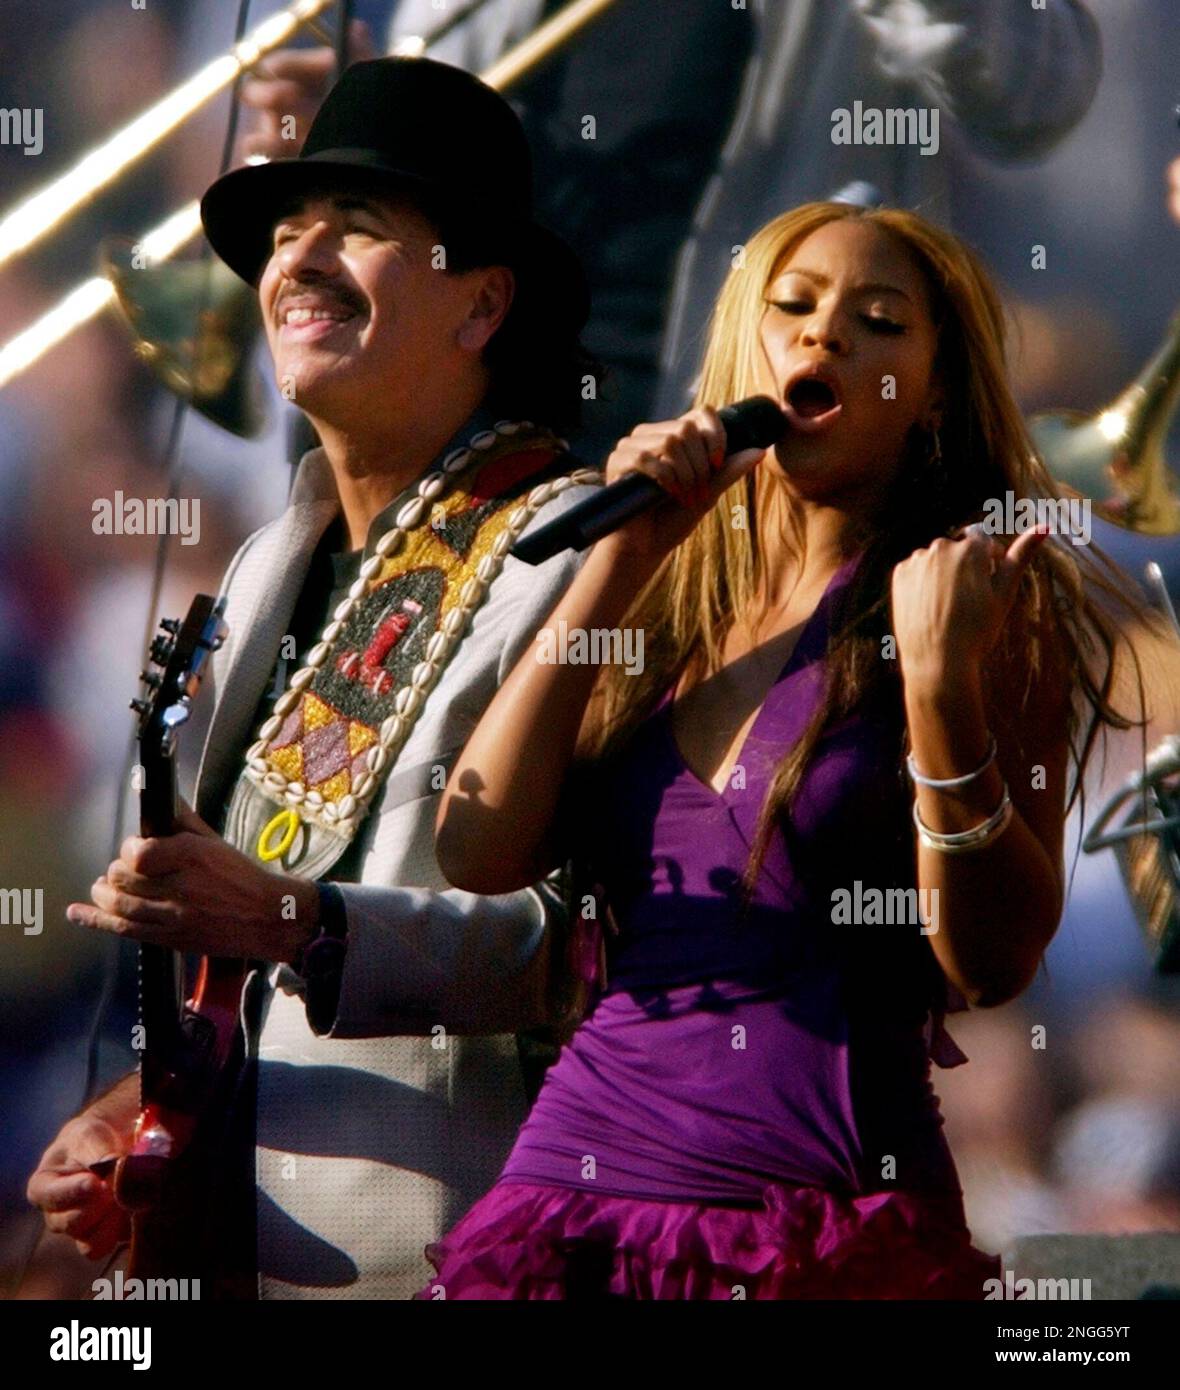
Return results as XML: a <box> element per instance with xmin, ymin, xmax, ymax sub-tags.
<box><xmin>420</xmin><ymin>202</ymin><xmax>1172</xmax><ymax>1300</ymax></box>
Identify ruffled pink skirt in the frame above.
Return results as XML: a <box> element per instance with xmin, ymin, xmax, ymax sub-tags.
<box><xmin>416</xmin><ymin>1179</ymin><xmax>1001</xmax><ymax>1300</ymax></box>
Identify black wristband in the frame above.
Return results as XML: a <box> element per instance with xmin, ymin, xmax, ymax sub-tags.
<box><xmin>296</xmin><ymin>881</ymin><xmax>349</xmax><ymax>1036</ymax></box>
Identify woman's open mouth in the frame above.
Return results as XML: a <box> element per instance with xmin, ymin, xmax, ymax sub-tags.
<box><xmin>782</xmin><ymin>371</ymin><xmax>844</xmax><ymax>433</ymax></box>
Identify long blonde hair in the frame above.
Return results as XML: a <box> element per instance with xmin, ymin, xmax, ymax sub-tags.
<box><xmin>582</xmin><ymin>201</ymin><xmax>1180</xmax><ymax>905</ymax></box>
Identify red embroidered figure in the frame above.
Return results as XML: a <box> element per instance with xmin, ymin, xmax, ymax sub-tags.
<box><xmin>336</xmin><ymin>597</ymin><xmax>423</xmax><ymax>696</ymax></box>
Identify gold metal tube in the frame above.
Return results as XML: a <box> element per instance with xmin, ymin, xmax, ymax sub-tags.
<box><xmin>481</xmin><ymin>0</ymin><xmax>618</xmax><ymax>90</ymax></box>
<box><xmin>0</xmin><ymin>0</ymin><xmax>337</xmax><ymax>273</ymax></box>
<box><xmin>0</xmin><ymin>0</ymin><xmax>618</xmax><ymax>390</ymax></box>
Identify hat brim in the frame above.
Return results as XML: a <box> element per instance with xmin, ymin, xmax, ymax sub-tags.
<box><xmin>199</xmin><ymin>156</ymin><xmax>588</xmax><ymax>329</ymax></box>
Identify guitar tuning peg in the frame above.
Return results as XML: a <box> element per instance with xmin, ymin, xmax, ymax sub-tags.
<box><xmin>129</xmin><ymin>697</ymin><xmax>150</xmax><ymax>716</ymax></box>
<box><xmin>139</xmin><ymin>669</ymin><xmax>162</xmax><ymax>689</ymax></box>
<box><xmin>149</xmin><ymin>636</ymin><xmax>174</xmax><ymax>665</ymax></box>
<box><xmin>159</xmin><ymin>617</ymin><xmax>180</xmax><ymax>635</ymax></box>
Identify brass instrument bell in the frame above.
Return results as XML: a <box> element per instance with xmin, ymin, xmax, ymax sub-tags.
<box><xmin>101</xmin><ymin>238</ymin><xmax>268</xmax><ymax>439</ymax></box>
<box><xmin>1029</xmin><ymin>307</ymin><xmax>1180</xmax><ymax>536</ymax></box>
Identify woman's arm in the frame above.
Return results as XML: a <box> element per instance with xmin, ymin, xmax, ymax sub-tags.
<box><xmin>435</xmin><ymin>534</ymin><xmax>662</xmax><ymax>893</ymax></box>
<box><xmin>892</xmin><ymin>529</ymin><xmax>1073</xmax><ymax>1008</ymax></box>
<box><xmin>435</xmin><ymin>408</ymin><xmax>766</xmax><ymax>894</ymax></box>
<box><xmin>904</xmin><ymin>623</ymin><xmax>1071</xmax><ymax>1008</ymax></box>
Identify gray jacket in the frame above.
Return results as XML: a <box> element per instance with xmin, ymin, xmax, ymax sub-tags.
<box><xmin>194</xmin><ymin>443</ymin><xmax>598</xmax><ymax>1298</ymax></box>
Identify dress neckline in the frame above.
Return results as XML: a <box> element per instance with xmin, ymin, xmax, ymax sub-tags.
<box><xmin>662</xmin><ymin>553</ymin><xmax>861</xmax><ymax>803</ymax></box>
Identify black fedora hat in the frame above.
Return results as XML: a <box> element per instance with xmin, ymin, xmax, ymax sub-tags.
<box><xmin>200</xmin><ymin>56</ymin><xmax>588</xmax><ymax>329</ymax></box>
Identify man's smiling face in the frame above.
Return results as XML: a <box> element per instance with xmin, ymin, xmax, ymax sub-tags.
<box><xmin>257</xmin><ymin>183</ymin><xmax>503</xmax><ymax>424</ymax></box>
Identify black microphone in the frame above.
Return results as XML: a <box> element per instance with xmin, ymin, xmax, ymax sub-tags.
<box><xmin>510</xmin><ymin>395</ymin><xmax>786</xmax><ymax>566</ymax></box>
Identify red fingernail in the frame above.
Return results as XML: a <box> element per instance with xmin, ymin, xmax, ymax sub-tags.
<box><xmin>710</xmin><ymin>448</ymin><xmax>724</xmax><ymax>470</ymax></box>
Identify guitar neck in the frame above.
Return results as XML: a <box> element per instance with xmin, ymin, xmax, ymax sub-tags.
<box><xmin>137</xmin><ymin>750</ymin><xmax>183</xmax><ymax>1105</ymax></box>
<box><xmin>139</xmin><ymin>745</ymin><xmax>176</xmax><ymax>839</ymax></box>
<box><xmin>111</xmin><ymin>593</ymin><xmax>234</xmax><ymax>1277</ymax></box>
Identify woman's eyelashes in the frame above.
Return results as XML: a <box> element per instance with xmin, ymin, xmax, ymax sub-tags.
<box><xmin>766</xmin><ymin>299</ymin><xmax>906</xmax><ymax>335</ymax></box>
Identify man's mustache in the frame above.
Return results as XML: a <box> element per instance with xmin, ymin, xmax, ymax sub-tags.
<box><xmin>274</xmin><ymin>283</ymin><xmax>369</xmax><ymax>321</ymax></box>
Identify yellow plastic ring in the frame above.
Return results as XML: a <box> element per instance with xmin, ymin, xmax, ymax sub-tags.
<box><xmin>257</xmin><ymin>807</ymin><xmax>299</xmax><ymax>863</ymax></box>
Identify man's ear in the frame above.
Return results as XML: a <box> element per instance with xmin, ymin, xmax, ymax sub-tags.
<box><xmin>456</xmin><ymin>265</ymin><xmax>515</xmax><ymax>354</ymax></box>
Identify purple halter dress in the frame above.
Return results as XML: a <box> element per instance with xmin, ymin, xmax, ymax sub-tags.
<box><xmin>418</xmin><ymin>554</ymin><xmax>1002</xmax><ymax>1299</ymax></box>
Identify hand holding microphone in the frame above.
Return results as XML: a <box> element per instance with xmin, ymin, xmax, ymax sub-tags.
<box><xmin>511</xmin><ymin>397</ymin><xmax>786</xmax><ymax>565</ymax></box>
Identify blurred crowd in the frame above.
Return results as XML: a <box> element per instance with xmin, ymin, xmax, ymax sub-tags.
<box><xmin>941</xmin><ymin>993</ymin><xmax>1180</xmax><ymax>1257</ymax></box>
<box><xmin>2</xmin><ymin>0</ymin><xmax>1180</xmax><ymax>1296</ymax></box>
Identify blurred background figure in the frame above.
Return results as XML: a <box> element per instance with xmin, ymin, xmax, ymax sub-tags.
<box><xmin>2</xmin><ymin>0</ymin><xmax>1180</xmax><ymax>1297</ymax></box>
<box><xmin>217</xmin><ymin>0</ymin><xmax>1103</xmax><ymax>456</ymax></box>
<box><xmin>938</xmin><ymin>995</ymin><xmax>1180</xmax><ymax>1258</ymax></box>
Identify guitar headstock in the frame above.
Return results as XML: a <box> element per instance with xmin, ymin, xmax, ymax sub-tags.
<box><xmin>131</xmin><ymin>594</ymin><xmax>227</xmax><ymax>828</ymax></box>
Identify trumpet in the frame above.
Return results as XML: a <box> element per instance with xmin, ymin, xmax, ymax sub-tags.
<box><xmin>0</xmin><ymin>0</ymin><xmax>617</xmax><ymax>396</ymax></box>
<box><xmin>1029</xmin><ymin>304</ymin><xmax>1180</xmax><ymax>536</ymax></box>
<box><xmin>1029</xmin><ymin>313</ymin><xmax>1180</xmax><ymax>972</ymax></box>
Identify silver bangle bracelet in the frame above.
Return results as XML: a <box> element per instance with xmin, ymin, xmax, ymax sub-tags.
<box><xmin>906</xmin><ymin>734</ymin><xmax>997</xmax><ymax>790</ymax></box>
<box><xmin>913</xmin><ymin>783</ymin><xmax>1013</xmax><ymax>854</ymax></box>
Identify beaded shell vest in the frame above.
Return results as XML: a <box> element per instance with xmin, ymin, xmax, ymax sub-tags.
<box><xmin>221</xmin><ymin>418</ymin><xmax>599</xmax><ymax>880</ymax></box>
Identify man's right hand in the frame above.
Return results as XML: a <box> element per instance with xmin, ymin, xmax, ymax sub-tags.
<box><xmin>27</xmin><ymin>1084</ymin><xmax>136</xmax><ymax>1261</ymax></box>
<box><xmin>238</xmin><ymin>20</ymin><xmax>377</xmax><ymax>163</ymax></box>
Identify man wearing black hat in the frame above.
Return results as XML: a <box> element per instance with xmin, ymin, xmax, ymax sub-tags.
<box><xmin>29</xmin><ymin>58</ymin><xmax>601</xmax><ymax>1299</ymax></box>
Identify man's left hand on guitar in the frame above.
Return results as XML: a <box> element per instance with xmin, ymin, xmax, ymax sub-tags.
<box><xmin>66</xmin><ymin>802</ymin><xmax>320</xmax><ymax>962</ymax></box>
